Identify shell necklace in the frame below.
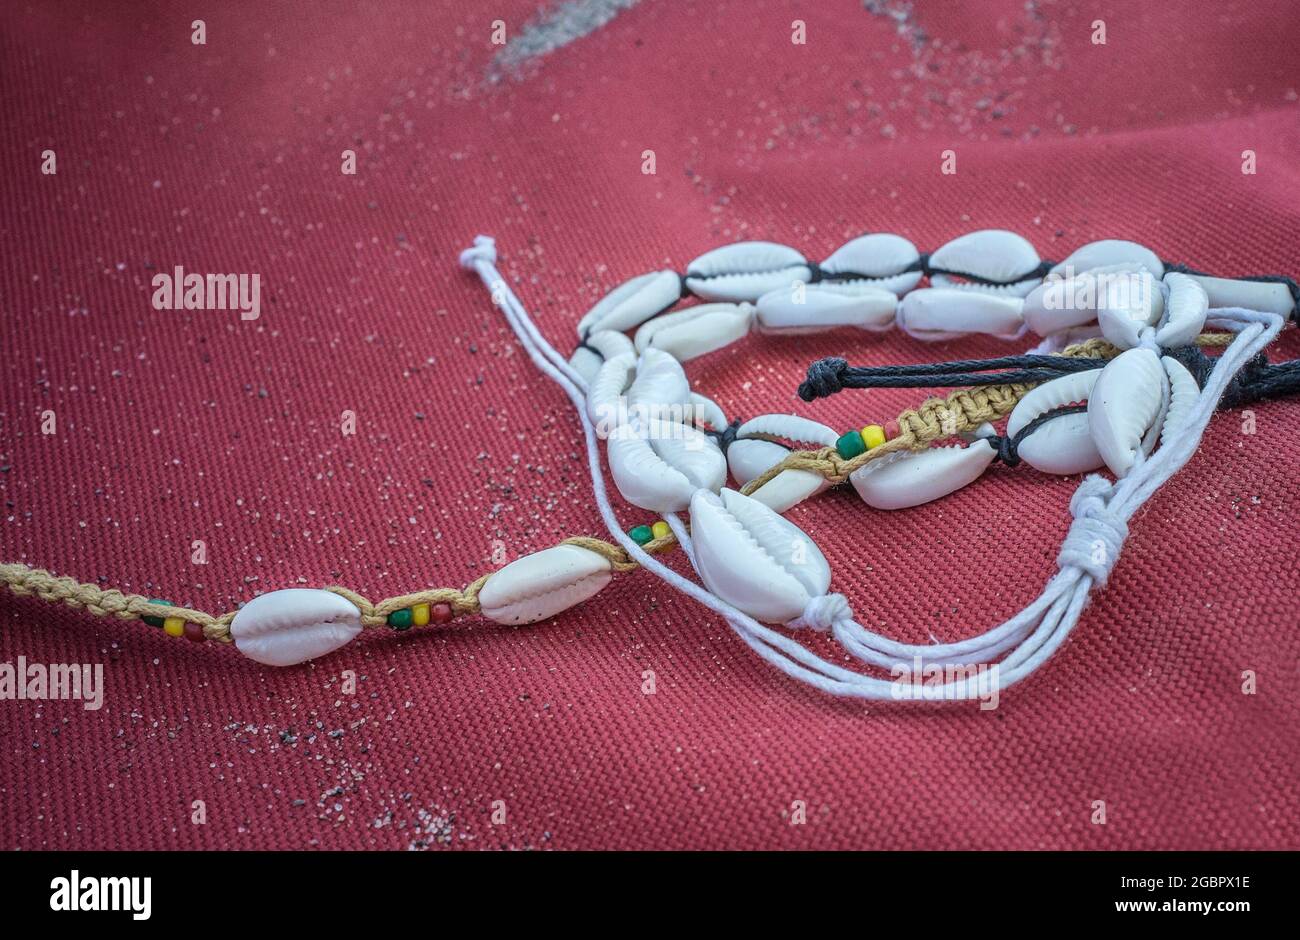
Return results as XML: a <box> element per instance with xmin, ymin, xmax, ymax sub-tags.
<box><xmin>2</xmin><ymin>230</ymin><xmax>1295</xmax><ymax>702</ymax></box>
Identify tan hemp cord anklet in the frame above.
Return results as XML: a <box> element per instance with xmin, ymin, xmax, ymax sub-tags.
<box><xmin>0</xmin><ymin>332</ymin><xmax>1236</xmax><ymax>652</ymax></box>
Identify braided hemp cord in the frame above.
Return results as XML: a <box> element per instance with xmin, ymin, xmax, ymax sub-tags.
<box><xmin>0</xmin><ymin>334</ymin><xmax>1242</xmax><ymax>645</ymax></box>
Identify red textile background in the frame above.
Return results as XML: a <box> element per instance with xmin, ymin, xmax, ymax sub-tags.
<box><xmin>2</xmin><ymin>0</ymin><xmax>1298</xmax><ymax>850</ymax></box>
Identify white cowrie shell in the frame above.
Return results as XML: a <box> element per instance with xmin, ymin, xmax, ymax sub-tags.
<box><xmin>1155</xmin><ymin>272</ymin><xmax>1209</xmax><ymax>348</ymax></box>
<box><xmin>1087</xmin><ymin>347</ymin><xmax>1168</xmax><ymax>476</ymax></box>
<box><xmin>230</xmin><ymin>588</ymin><xmax>363</xmax><ymax>667</ymax></box>
<box><xmin>1017</xmin><ymin>412</ymin><xmax>1103</xmax><ymax>476</ymax></box>
<box><xmin>727</xmin><ymin>438</ymin><xmax>791</xmax><ymax>487</ymax></box>
<box><xmin>607</xmin><ymin>420</ymin><xmax>726</xmax><ymax>512</ymax></box>
<box><xmin>633</xmin><ymin>303</ymin><xmax>753</xmax><ymax>361</ymax></box>
<box><xmin>1021</xmin><ymin>263</ymin><xmax>1145</xmax><ymax>337</ymax></box>
<box><xmin>819</xmin><ymin>233</ymin><xmax>924</xmax><ymax>296</ymax></box>
<box><xmin>726</xmin><ymin>439</ymin><xmax>828</xmax><ymax>514</ymax></box>
<box><xmin>689</xmin><ymin>488</ymin><xmax>831</xmax><ymax>623</ymax></box>
<box><xmin>585</xmin><ymin>328</ymin><xmax>635</xmax><ymax>361</ymax></box>
<box><xmin>736</xmin><ymin>414</ymin><xmax>838</xmax><ymax>448</ymax></box>
<box><xmin>850</xmin><ymin>439</ymin><xmax>998</xmax><ymax>510</ymax></box>
<box><xmin>570</xmin><ymin>330</ymin><xmax>636</xmax><ymax>386</ymax></box>
<box><xmin>1096</xmin><ymin>270</ymin><xmax>1164</xmax><ymax>349</ymax></box>
<box><xmin>577</xmin><ymin>270</ymin><xmax>682</xmax><ymax>338</ymax></box>
<box><xmin>755</xmin><ymin>282</ymin><xmax>897</xmax><ymax>333</ymax></box>
<box><xmin>685</xmin><ymin>242</ymin><xmax>812</xmax><ymax>301</ymax></box>
<box><xmin>478</xmin><ymin>544</ymin><xmax>613</xmax><ymax>625</ymax></box>
<box><xmin>1050</xmin><ymin>239</ymin><xmax>1164</xmax><ymax>279</ymax></box>
<box><xmin>896</xmin><ymin>288</ymin><xmax>1025</xmax><ymax>341</ymax></box>
<box><xmin>626</xmin><ymin>347</ymin><xmax>691</xmax><ymax>414</ymax></box>
<box><xmin>928</xmin><ymin>229</ymin><xmax>1042</xmax><ymax>296</ymax></box>
<box><xmin>569</xmin><ymin>346</ymin><xmax>603</xmax><ymax>385</ymax></box>
<box><xmin>731</xmin><ymin>414</ymin><xmax>835</xmax><ymax>512</ymax></box>
<box><xmin>1159</xmin><ymin>356</ymin><xmax>1200</xmax><ymax>447</ymax></box>
<box><xmin>586</xmin><ymin>352</ymin><xmax>636</xmax><ymax>426</ymax></box>
<box><xmin>687</xmin><ymin>392</ymin><xmax>728</xmax><ymax>431</ymax></box>
<box><xmin>1006</xmin><ymin>369</ymin><xmax>1105</xmax><ymax>475</ymax></box>
<box><xmin>1178</xmin><ymin>273</ymin><xmax>1296</xmax><ymax>317</ymax></box>
<box><xmin>746</xmin><ymin>468</ymin><xmax>829</xmax><ymax>515</ymax></box>
<box><xmin>929</xmin><ymin>273</ymin><xmax>1042</xmax><ymax>299</ymax></box>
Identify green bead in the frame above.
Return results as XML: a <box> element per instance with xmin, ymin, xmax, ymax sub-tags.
<box><xmin>143</xmin><ymin>598</ymin><xmax>172</xmax><ymax>628</ymax></box>
<box><xmin>387</xmin><ymin>608</ymin><xmax>413</xmax><ymax>630</ymax></box>
<box><xmin>629</xmin><ymin>524</ymin><xmax>654</xmax><ymax>545</ymax></box>
<box><xmin>836</xmin><ymin>430</ymin><xmax>866</xmax><ymax>460</ymax></box>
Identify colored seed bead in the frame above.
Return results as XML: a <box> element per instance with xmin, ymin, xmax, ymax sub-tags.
<box><xmin>183</xmin><ymin>621</ymin><xmax>206</xmax><ymax>643</ymax></box>
<box><xmin>884</xmin><ymin>419</ymin><xmax>900</xmax><ymax>440</ymax></box>
<box><xmin>836</xmin><ymin>430</ymin><xmax>866</xmax><ymax>460</ymax></box>
<box><xmin>387</xmin><ymin>607</ymin><xmax>413</xmax><ymax>630</ymax></box>
<box><xmin>412</xmin><ymin>603</ymin><xmax>430</xmax><ymax>627</ymax></box>
<box><xmin>650</xmin><ymin>520</ymin><xmax>670</xmax><ymax>540</ymax></box>
<box><xmin>163</xmin><ymin>617</ymin><xmax>185</xmax><ymax>638</ymax></box>
<box><xmin>431</xmin><ymin>603</ymin><xmax>453</xmax><ymax>624</ymax></box>
<box><xmin>142</xmin><ymin>598</ymin><xmax>172</xmax><ymax>628</ymax></box>
<box><xmin>629</xmin><ymin>524</ymin><xmax>654</xmax><ymax>545</ymax></box>
<box><xmin>861</xmin><ymin>424</ymin><xmax>887</xmax><ymax>450</ymax></box>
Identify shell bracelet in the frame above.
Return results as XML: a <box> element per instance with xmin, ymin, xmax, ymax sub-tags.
<box><xmin>1</xmin><ymin>230</ymin><xmax>1295</xmax><ymax>701</ymax></box>
<box><xmin>456</xmin><ymin>232</ymin><xmax>1295</xmax><ymax>700</ymax></box>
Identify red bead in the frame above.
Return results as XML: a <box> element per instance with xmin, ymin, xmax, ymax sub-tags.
<box><xmin>431</xmin><ymin>603</ymin><xmax>453</xmax><ymax>624</ymax></box>
<box><xmin>884</xmin><ymin>419</ymin><xmax>900</xmax><ymax>440</ymax></box>
<box><xmin>183</xmin><ymin>622</ymin><xmax>206</xmax><ymax>643</ymax></box>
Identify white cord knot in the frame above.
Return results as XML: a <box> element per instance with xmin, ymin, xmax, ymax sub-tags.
<box><xmin>1056</xmin><ymin>475</ymin><xmax>1128</xmax><ymax>585</ymax></box>
<box><xmin>788</xmin><ymin>593</ymin><xmax>852</xmax><ymax>632</ymax></box>
<box><xmin>458</xmin><ymin>235</ymin><xmax>498</xmax><ymax>270</ymax></box>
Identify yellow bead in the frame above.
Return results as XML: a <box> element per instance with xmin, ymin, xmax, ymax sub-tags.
<box><xmin>861</xmin><ymin>424</ymin><xmax>887</xmax><ymax>450</ymax></box>
<box><xmin>413</xmin><ymin>603</ymin><xmax>430</xmax><ymax>627</ymax></box>
<box><xmin>163</xmin><ymin>617</ymin><xmax>185</xmax><ymax>637</ymax></box>
<box><xmin>651</xmin><ymin>520</ymin><xmax>671</xmax><ymax>540</ymax></box>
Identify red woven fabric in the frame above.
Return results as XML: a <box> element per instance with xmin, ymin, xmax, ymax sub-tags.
<box><xmin>2</xmin><ymin>0</ymin><xmax>1298</xmax><ymax>850</ymax></box>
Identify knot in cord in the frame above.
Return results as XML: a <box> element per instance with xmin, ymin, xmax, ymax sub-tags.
<box><xmin>788</xmin><ymin>593</ymin><xmax>852</xmax><ymax>632</ymax></box>
<box><xmin>798</xmin><ymin>357</ymin><xmax>849</xmax><ymax>401</ymax></box>
<box><xmin>707</xmin><ymin>418</ymin><xmax>743</xmax><ymax>455</ymax></box>
<box><xmin>1056</xmin><ymin>476</ymin><xmax>1128</xmax><ymax>585</ymax></box>
<box><xmin>459</xmin><ymin>235</ymin><xmax>498</xmax><ymax>269</ymax></box>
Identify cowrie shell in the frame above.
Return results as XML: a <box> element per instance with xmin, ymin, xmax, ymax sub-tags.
<box><xmin>1006</xmin><ymin>370</ymin><xmax>1105</xmax><ymax>475</ymax></box>
<box><xmin>1155</xmin><ymin>272</ymin><xmax>1209</xmax><ymax>348</ymax></box>
<box><xmin>478</xmin><ymin>544</ymin><xmax>613</xmax><ymax>625</ymax></box>
<box><xmin>586</xmin><ymin>352</ymin><xmax>636</xmax><ymax>426</ymax></box>
<box><xmin>755</xmin><ymin>282</ymin><xmax>897</xmax><ymax>333</ymax></box>
<box><xmin>850</xmin><ymin>440</ymin><xmax>997</xmax><ymax>510</ymax></box>
<box><xmin>1087</xmin><ymin>347</ymin><xmax>1169</xmax><ymax>476</ymax></box>
<box><xmin>230</xmin><ymin>589</ymin><xmax>363</xmax><ymax>667</ymax></box>
<box><xmin>819</xmin><ymin>233</ymin><xmax>923</xmax><ymax>296</ymax></box>
<box><xmin>928</xmin><ymin>229</ymin><xmax>1042</xmax><ymax>296</ymax></box>
<box><xmin>685</xmin><ymin>242</ymin><xmax>812</xmax><ymax>302</ymax></box>
<box><xmin>626</xmin><ymin>347</ymin><xmax>691</xmax><ymax>413</ymax></box>
<box><xmin>896</xmin><ymin>288</ymin><xmax>1025</xmax><ymax>341</ymax></box>
<box><xmin>1159</xmin><ymin>355</ymin><xmax>1200</xmax><ymax>448</ymax></box>
<box><xmin>1096</xmin><ymin>270</ymin><xmax>1164</xmax><ymax>349</ymax></box>
<box><xmin>607</xmin><ymin>420</ymin><xmax>726</xmax><ymax>512</ymax></box>
<box><xmin>1178</xmin><ymin>273</ymin><xmax>1296</xmax><ymax>317</ymax></box>
<box><xmin>577</xmin><ymin>270</ymin><xmax>682</xmax><ymax>338</ymax></box>
<box><xmin>1050</xmin><ymin>239</ymin><xmax>1164</xmax><ymax>279</ymax></box>
<box><xmin>633</xmin><ymin>303</ymin><xmax>754</xmax><ymax>361</ymax></box>
<box><xmin>1021</xmin><ymin>263</ymin><xmax>1146</xmax><ymax>337</ymax></box>
<box><xmin>570</xmin><ymin>329</ymin><xmax>636</xmax><ymax>385</ymax></box>
<box><xmin>730</xmin><ymin>414</ymin><xmax>835</xmax><ymax>512</ymax></box>
<box><xmin>727</xmin><ymin>438</ymin><xmax>791</xmax><ymax>487</ymax></box>
<box><xmin>687</xmin><ymin>392</ymin><xmax>728</xmax><ymax>431</ymax></box>
<box><xmin>735</xmin><ymin>414</ymin><xmax>838</xmax><ymax>448</ymax></box>
<box><xmin>689</xmin><ymin>487</ymin><xmax>831</xmax><ymax>623</ymax></box>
